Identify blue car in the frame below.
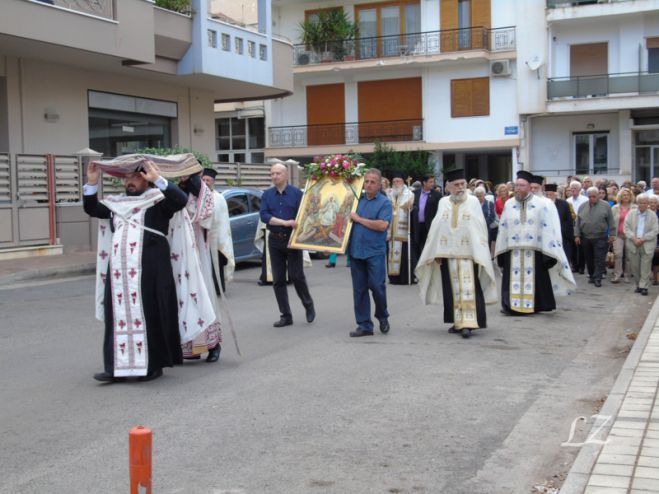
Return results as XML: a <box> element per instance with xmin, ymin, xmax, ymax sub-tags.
<box><xmin>217</xmin><ymin>186</ymin><xmax>263</xmax><ymax>263</ymax></box>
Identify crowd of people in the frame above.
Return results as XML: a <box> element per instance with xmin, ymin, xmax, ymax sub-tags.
<box><xmin>84</xmin><ymin>154</ymin><xmax>659</xmax><ymax>382</ymax></box>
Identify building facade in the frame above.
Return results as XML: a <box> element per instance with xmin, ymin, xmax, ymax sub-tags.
<box><xmin>265</xmin><ymin>0</ymin><xmax>520</xmax><ymax>185</ymax></box>
<box><xmin>0</xmin><ymin>0</ymin><xmax>292</xmax><ymax>252</ymax></box>
<box><xmin>521</xmin><ymin>0</ymin><xmax>659</xmax><ymax>185</ymax></box>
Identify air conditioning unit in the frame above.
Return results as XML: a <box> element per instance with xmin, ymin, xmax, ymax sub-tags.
<box><xmin>490</xmin><ymin>59</ymin><xmax>512</xmax><ymax>77</ymax></box>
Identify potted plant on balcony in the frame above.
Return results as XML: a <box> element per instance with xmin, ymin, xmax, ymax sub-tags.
<box><xmin>299</xmin><ymin>10</ymin><xmax>358</xmax><ymax>63</ymax></box>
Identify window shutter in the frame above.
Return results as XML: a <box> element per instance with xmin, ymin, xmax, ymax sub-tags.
<box><xmin>451</xmin><ymin>77</ymin><xmax>489</xmax><ymax>118</ymax></box>
<box><xmin>471</xmin><ymin>77</ymin><xmax>490</xmax><ymax>116</ymax></box>
<box><xmin>647</xmin><ymin>37</ymin><xmax>659</xmax><ymax>49</ymax></box>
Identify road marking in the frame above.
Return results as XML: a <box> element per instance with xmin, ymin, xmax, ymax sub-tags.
<box><xmin>0</xmin><ymin>275</ymin><xmax>94</xmax><ymax>291</ymax></box>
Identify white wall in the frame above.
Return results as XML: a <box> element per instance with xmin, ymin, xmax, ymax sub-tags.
<box><xmin>515</xmin><ymin>0</ymin><xmax>546</xmax><ymax>115</ymax></box>
<box><xmin>530</xmin><ymin>112</ymin><xmax>620</xmax><ymax>174</ymax></box>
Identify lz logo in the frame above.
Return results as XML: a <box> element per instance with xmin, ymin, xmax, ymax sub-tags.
<box><xmin>561</xmin><ymin>414</ymin><xmax>611</xmax><ymax>447</ymax></box>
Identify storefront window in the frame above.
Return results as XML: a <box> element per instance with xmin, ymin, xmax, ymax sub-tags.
<box><xmin>574</xmin><ymin>132</ymin><xmax>608</xmax><ymax>175</ymax></box>
<box><xmin>215</xmin><ymin>116</ymin><xmax>265</xmax><ymax>162</ymax></box>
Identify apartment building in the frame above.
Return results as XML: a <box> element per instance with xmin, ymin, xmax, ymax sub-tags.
<box><xmin>522</xmin><ymin>0</ymin><xmax>659</xmax><ymax>184</ymax></box>
<box><xmin>263</xmin><ymin>0</ymin><xmax>519</xmax><ymax>184</ymax></box>
<box><xmin>0</xmin><ymin>0</ymin><xmax>292</xmax><ymax>252</ymax></box>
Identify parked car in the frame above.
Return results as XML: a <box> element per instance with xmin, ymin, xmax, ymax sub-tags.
<box><xmin>216</xmin><ymin>186</ymin><xmax>263</xmax><ymax>263</ymax></box>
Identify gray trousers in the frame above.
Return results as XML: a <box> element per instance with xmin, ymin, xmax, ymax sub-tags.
<box><xmin>628</xmin><ymin>246</ymin><xmax>653</xmax><ymax>289</ymax></box>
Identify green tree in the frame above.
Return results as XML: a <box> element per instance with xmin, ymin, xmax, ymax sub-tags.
<box><xmin>136</xmin><ymin>146</ymin><xmax>212</xmax><ymax>169</ymax></box>
<box><xmin>369</xmin><ymin>141</ymin><xmax>432</xmax><ymax>183</ymax></box>
<box><xmin>154</xmin><ymin>0</ymin><xmax>193</xmax><ymax>15</ymax></box>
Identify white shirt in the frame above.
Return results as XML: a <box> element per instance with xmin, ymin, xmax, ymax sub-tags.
<box><xmin>566</xmin><ymin>194</ymin><xmax>588</xmax><ymax>214</ymax></box>
<box><xmin>637</xmin><ymin>211</ymin><xmax>647</xmax><ymax>239</ymax></box>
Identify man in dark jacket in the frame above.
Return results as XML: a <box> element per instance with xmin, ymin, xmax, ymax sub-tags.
<box><xmin>411</xmin><ymin>174</ymin><xmax>441</xmax><ymax>279</ymax></box>
<box><xmin>545</xmin><ymin>183</ymin><xmax>574</xmax><ymax>263</ymax></box>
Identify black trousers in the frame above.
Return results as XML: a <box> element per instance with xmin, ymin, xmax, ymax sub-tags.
<box><xmin>582</xmin><ymin>236</ymin><xmax>608</xmax><ymax>281</ymax></box>
<box><xmin>268</xmin><ymin>235</ymin><xmax>313</xmax><ymax>320</ymax></box>
<box><xmin>411</xmin><ymin>223</ymin><xmax>428</xmax><ymax>276</ymax></box>
<box><xmin>571</xmin><ymin>240</ymin><xmax>586</xmax><ymax>272</ymax></box>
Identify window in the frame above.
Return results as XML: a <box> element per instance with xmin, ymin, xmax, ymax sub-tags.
<box><xmin>221</xmin><ymin>33</ymin><xmax>230</xmax><ymax>51</ymax></box>
<box><xmin>216</xmin><ymin>116</ymin><xmax>265</xmax><ymax>162</ymax></box>
<box><xmin>208</xmin><ymin>29</ymin><xmax>217</xmax><ymax>48</ymax></box>
<box><xmin>248</xmin><ymin>118</ymin><xmax>265</xmax><ymax>148</ymax></box>
<box><xmin>227</xmin><ymin>194</ymin><xmax>249</xmax><ymax>217</ymax></box>
<box><xmin>457</xmin><ymin>0</ymin><xmax>471</xmax><ymax>49</ymax></box>
<box><xmin>648</xmin><ymin>37</ymin><xmax>659</xmax><ymax>73</ymax></box>
<box><xmin>450</xmin><ymin>77</ymin><xmax>489</xmax><ymax>118</ymax></box>
<box><xmin>574</xmin><ymin>132</ymin><xmax>608</xmax><ymax>175</ymax></box>
<box><xmin>217</xmin><ymin>153</ymin><xmax>230</xmax><ymax>162</ymax></box>
<box><xmin>248</xmin><ymin>40</ymin><xmax>256</xmax><ymax>58</ymax></box>
<box><xmin>259</xmin><ymin>44</ymin><xmax>267</xmax><ymax>61</ymax></box>
<box><xmin>356</xmin><ymin>1</ymin><xmax>421</xmax><ymax>59</ymax></box>
<box><xmin>235</xmin><ymin>37</ymin><xmax>244</xmax><ymax>55</ymax></box>
<box><xmin>248</xmin><ymin>194</ymin><xmax>261</xmax><ymax>212</ymax></box>
<box><xmin>251</xmin><ymin>152</ymin><xmax>265</xmax><ymax>163</ymax></box>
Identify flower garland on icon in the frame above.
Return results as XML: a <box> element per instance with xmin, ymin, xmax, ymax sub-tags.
<box><xmin>304</xmin><ymin>154</ymin><xmax>366</xmax><ymax>198</ymax></box>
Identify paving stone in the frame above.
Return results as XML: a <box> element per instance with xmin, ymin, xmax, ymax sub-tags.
<box><xmin>637</xmin><ymin>456</ymin><xmax>659</xmax><ymax>469</ymax></box>
<box><xmin>635</xmin><ymin>466</ymin><xmax>659</xmax><ymax>480</ymax></box>
<box><xmin>597</xmin><ymin>454</ymin><xmax>637</xmax><ymax>465</ymax></box>
<box><xmin>592</xmin><ymin>463</ymin><xmax>635</xmax><ymax>477</ymax></box>
<box><xmin>587</xmin><ymin>474</ymin><xmax>631</xmax><ymax>489</ymax></box>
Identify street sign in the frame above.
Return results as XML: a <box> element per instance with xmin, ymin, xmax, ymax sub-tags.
<box><xmin>505</xmin><ymin>126</ymin><xmax>519</xmax><ymax>135</ymax></box>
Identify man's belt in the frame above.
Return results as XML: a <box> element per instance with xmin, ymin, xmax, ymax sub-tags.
<box><xmin>269</xmin><ymin>230</ymin><xmax>291</xmax><ymax>239</ymax></box>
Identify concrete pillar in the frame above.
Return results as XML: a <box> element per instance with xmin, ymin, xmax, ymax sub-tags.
<box><xmin>512</xmin><ymin>146</ymin><xmax>520</xmax><ymax>177</ymax></box>
<box><xmin>618</xmin><ymin>110</ymin><xmax>632</xmax><ymax>179</ymax></box>
<box><xmin>429</xmin><ymin>150</ymin><xmax>442</xmax><ymax>178</ymax></box>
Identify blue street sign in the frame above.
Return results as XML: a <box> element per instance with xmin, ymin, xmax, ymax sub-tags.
<box><xmin>505</xmin><ymin>126</ymin><xmax>519</xmax><ymax>135</ymax></box>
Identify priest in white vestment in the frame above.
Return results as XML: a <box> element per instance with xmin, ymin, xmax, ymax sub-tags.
<box><xmin>386</xmin><ymin>172</ymin><xmax>415</xmax><ymax>285</ymax></box>
<box><xmin>416</xmin><ymin>169</ymin><xmax>497</xmax><ymax>338</ymax></box>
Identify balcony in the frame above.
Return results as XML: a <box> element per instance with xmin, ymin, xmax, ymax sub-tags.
<box><xmin>547</xmin><ymin>0</ymin><xmax>631</xmax><ymax>7</ymax></box>
<box><xmin>546</xmin><ymin>0</ymin><xmax>656</xmax><ymax>21</ymax></box>
<box><xmin>548</xmin><ymin>72</ymin><xmax>659</xmax><ymax>99</ymax></box>
<box><xmin>32</xmin><ymin>0</ymin><xmax>115</xmax><ymax>20</ymax></box>
<box><xmin>293</xmin><ymin>26</ymin><xmax>516</xmax><ymax>67</ymax></box>
<box><xmin>268</xmin><ymin>119</ymin><xmax>423</xmax><ymax>148</ymax></box>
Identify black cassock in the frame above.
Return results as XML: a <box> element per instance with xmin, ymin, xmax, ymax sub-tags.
<box><xmin>498</xmin><ymin>250</ymin><xmax>557</xmax><ymax>314</ymax></box>
<box><xmin>439</xmin><ymin>259</ymin><xmax>487</xmax><ymax>328</ymax></box>
<box><xmin>84</xmin><ymin>185</ymin><xmax>188</xmax><ymax>375</ymax></box>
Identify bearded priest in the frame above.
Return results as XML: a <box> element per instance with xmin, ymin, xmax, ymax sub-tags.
<box><xmin>415</xmin><ymin>169</ymin><xmax>497</xmax><ymax>339</ymax></box>
<box><xmin>386</xmin><ymin>172</ymin><xmax>415</xmax><ymax>285</ymax></box>
<box><xmin>495</xmin><ymin>170</ymin><xmax>576</xmax><ymax>315</ymax></box>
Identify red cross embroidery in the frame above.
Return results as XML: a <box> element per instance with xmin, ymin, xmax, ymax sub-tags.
<box><xmin>99</xmin><ymin>250</ymin><xmax>108</xmax><ymax>260</ymax></box>
<box><xmin>182</xmin><ymin>321</ymin><xmax>187</xmax><ymax>333</ymax></box>
<box><xmin>184</xmin><ymin>271</ymin><xmax>190</xmax><ymax>280</ymax></box>
<box><xmin>179</xmin><ymin>299</ymin><xmax>184</xmax><ymax>308</ymax></box>
<box><xmin>171</xmin><ymin>253</ymin><xmax>179</xmax><ymax>261</ymax></box>
<box><xmin>134</xmin><ymin>318</ymin><xmax>142</xmax><ymax>328</ymax></box>
<box><xmin>177</xmin><ymin>274</ymin><xmax>182</xmax><ymax>284</ymax></box>
<box><xmin>100</xmin><ymin>273</ymin><xmax>106</xmax><ymax>284</ymax></box>
<box><xmin>132</xmin><ymin>208</ymin><xmax>140</xmax><ymax>214</ymax></box>
<box><xmin>129</xmin><ymin>242</ymin><xmax>137</xmax><ymax>254</ymax></box>
<box><xmin>113</xmin><ymin>243</ymin><xmax>119</xmax><ymax>255</ymax></box>
<box><xmin>131</xmin><ymin>292</ymin><xmax>137</xmax><ymax>304</ymax></box>
<box><xmin>136</xmin><ymin>341</ymin><xmax>143</xmax><ymax>355</ymax></box>
<box><xmin>190</xmin><ymin>293</ymin><xmax>197</xmax><ymax>304</ymax></box>
<box><xmin>113</xmin><ymin>270</ymin><xmax>121</xmax><ymax>280</ymax></box>
<box><xmin>197</xmin><ymin>318</ymin><xmax>204</xmax><ymax>327</ymax></box>
<box><xmin>119</xmin><ymin>342</ymin><xmax>126</xmax><ymax>355</ymax></box>
<box><xmin>128</xmin><ymin>268</ymin><xmax>137</xmax><ymax>278</ymax></box>
<box><xmin>116</xmin><ymin>293</ymin><xmax>122</xmax><ymax>305</ymax></box>
<box><xmin>100</xmin><ymin>225</ymin><xmax>106</xmax><ymax>236</ymax></box>
<box><xmin>118</xmin><ymin>320</ymin><xmax>126</xmax><ymax>329</ymax></box>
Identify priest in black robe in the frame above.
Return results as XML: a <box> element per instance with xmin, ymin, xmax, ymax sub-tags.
<box><xmin>83</xmin><ymin>160</ymin><xmax>188</xmax><ymax>382</ymax></box>
<box><xmin>495</xmin><ymin>171</ymin><xmax>576</xmax><ymax>315</ymax></box>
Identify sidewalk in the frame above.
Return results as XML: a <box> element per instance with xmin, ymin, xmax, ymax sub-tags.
<box><xmin>0</xmin><ymin>250</ymin><xmax>96</xmax><ymax>286</ymax></box>
<box><xmin>560</xmin><ymin>294</ymin><xmax>659</xmax><ymax>494</ymax></box>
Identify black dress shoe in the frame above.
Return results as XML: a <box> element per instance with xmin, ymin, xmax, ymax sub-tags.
<box><xmin>257</xmin><ymin>280</ymin><xmax>271</xmax><ymax>286</ymax></box>
<box><xmin>183</xmin><ymin>355</ymin><xmax>201</xmax><ymax>360</ymax></box>
<box><xmin>325</xmin><ymin>263</ymin><xmax>336</xmax><ymax>268</ymax></box>
<box><xmin>379</xmin><ymin>319</ymin><xmax>390</xmax><ymax>334</ymax></box>
<box><xmin>349</xmin><ymin>328</ymin><xmax>374</xmax><ymax>337</ymax></box>
<box><xmin>641</xmin><ymin>288</ymin><xmax>649</xmax><ymax>296</ymax></box>
<box><xmin>635</xmin><ymin>287</ymin><xmax>642</xmax><ymax>293</ymax></box>
<box><xmin>206</xmin><ymin>344</ymin><xmax>221</xmax><ymax>363</ymax></box>
<box><xmin>448</xmin><ymin>326</ymin><xmax>459</xmax><ymax>334</ymax></box>
<box><xmin>594</xmin><ymin>279</ymin><xmax>602</xmax><ymax>287</ymax></box>
<box><xmin>461</xmin><ymin>329</ymin><xmax>472</xmax><ymax>339</ymax></box>
<box><xmin>578</xmin><ymin>269</ymin><xmax>585</xmax><ymax>274</ymax></box>
<box><xmin>93</xmin><ymin>371</ymin><xmax>114</xmax><ymax>382</ymax></box>
<box><xmin>138</xmin><ymin>368</ymin><xmax>163</xmax><ymax>382</ymax></box>
<box><xmin>273</xmin><ymin>318</ymin><xmax>293</xmax><ymax>327</ymax></box>
<box><xmin>305</xmin><ymin>305</ymin><xmax>316</xmax><ymax>323</ymax></box>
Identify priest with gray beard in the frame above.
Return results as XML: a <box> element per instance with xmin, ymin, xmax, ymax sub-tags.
<box><xmin>415</xmin><ymin>169</ymin><xmax>497</xmax><ymax>339</ymax></box>
<box><xmin>386</xmin><ymin>172</ymin><xmax>415</xmax><ymax>285</ymax></box>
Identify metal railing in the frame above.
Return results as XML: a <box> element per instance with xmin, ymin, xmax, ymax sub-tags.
<box><xmin>548</xmin><ymin>72</ymin><xmax>659</xmax><ymax>99</ymax></box>
<box><xmin>269</xmin><ymin>119</ymin><xmax>423</xmax><ymax>148</ymax></box>
<box><xmin>33</xmin><ymin>0</ymin><xmax>115</xmax><ymax>20</ymax></box>
<box><xmin>293</xmin><ymin>26</ymin><xmax>515</xmax><ymax>66</ymax></box>
<box><xmin>547</xmin><ymin>0</ymin><xmax>631</xmax><ymax>8</ymax></box>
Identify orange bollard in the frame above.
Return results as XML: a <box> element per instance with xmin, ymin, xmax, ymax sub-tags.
<box><xmin>129</xmin><ymin>426</ymin><xmax>152</xmax><ymax>494</ymax></box>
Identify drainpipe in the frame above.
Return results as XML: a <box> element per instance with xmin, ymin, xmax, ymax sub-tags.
<box><xmin>46</xmin><ymin>153</ymin><xmax>57</xmax><ymax>245</ymax></box>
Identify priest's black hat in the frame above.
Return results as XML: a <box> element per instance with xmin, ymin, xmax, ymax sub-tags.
<box><xmin>202</xmin><ymin>168</ymin><xmax>218</xmax><ymax>179</ymax></box>
<box><xmin>530</xmin><ymin>174</ymin><xmax>544</xmax><ymax>185</ymax></box>
<box><xmin>445</xmin><ymin>168</ymin><xmax>465</xmax><ymax>182</ymax></box>
<box><xmin>544</xmin><ymin>183</ymin><xmax>558</xmax><ymax>192</ymax></box>
<box><xmin>516</xmin><ymin>170</ymin><xmax>534</xmax><ymax>183</ymax></box>
<box><xmin>391</xmin><ymin>171</ymin><xmax>405</xmax><ymax>180</ymax></box>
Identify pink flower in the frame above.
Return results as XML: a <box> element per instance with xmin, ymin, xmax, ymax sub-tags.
<box><xmin>330</xmin><ymin>159</ymin><xmax>336</xmax><ymax>166</ymax></box>
<box><xmin>343</xmin><ymin>162</ymin><xmax>350</xmax><ymax>169</ymax></box>
<box><xmin>319</xmin><ymin>163</ymin><xmax>326</xmax><ymax>169</ymax></box>
<box><xmin>329</xmin><ymin>171</ymin><xmax>336</xmax><ymax>176</ymax></box>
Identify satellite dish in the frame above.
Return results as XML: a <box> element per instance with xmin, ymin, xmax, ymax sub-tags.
<box><xmin>526</xmin><ymin>57</ymin><xmax>543</xmax><ymax>71</ymax></box>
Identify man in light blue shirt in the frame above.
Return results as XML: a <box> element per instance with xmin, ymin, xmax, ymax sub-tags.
<box><xmin>348</xmin><ymin>168</ymin><xmax>392</xmax><ymax>337</ymax></box>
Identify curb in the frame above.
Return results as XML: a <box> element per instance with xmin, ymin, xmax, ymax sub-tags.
<box><xmin>0</xmin><ymin>263</ymin><xmax>96</xmax><ymax>286</ymax></box>
<box><xmin>559</xmin><ymin>294</ymin><xmax>659</xmax><ymax>494</ymax></box>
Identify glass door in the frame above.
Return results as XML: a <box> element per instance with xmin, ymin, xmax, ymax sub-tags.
<box><xmin>358</xmin><ymin>8</ymin><xmax>377</xmax><ymax>59</ymax></box>
<box><xmin>381</xmin><ymin>6</ymin><xmax>401</xmax><ymax>57</ymax></box>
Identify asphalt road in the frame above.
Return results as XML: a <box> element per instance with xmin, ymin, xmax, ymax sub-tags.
<box><xmin>0</xmin><ymin>262</ymin><xmax>653</xmax><ymax>494</ymax></box>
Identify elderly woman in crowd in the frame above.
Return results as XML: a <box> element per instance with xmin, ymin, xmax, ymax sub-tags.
<box><xmin>650</xmin><ymin>196</ymin><xmax>659</xmax><ymax>285</ymax></box>
<box><xmin>624</xmin><ymin>194</ymin><xmax>659</xmax><ymax>296</ymax></box>
<box><xmin>610</xmin><ymin>188</ymin><xmax>636</xmax><ymax>283</ymax></box>
<box><xmin>475</xmin><ymin>186</ymin><xmax>497</xmax><ymax>258</ymax></box>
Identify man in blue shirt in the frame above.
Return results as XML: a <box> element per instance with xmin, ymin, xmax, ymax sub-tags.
<box><xmin>348</xmin><ymin>168</ymin><xmax>393</xmax><ymax>337</ymax></box>
<box><xmin>260</xmin><ymin>164</ymin><xmax>315</xmax><ymax>327</ymax></box>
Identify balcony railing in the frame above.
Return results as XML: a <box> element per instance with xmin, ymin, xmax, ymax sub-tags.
<box><xmin>547</xmin><ymin>0</ymin><xmax>631</xmax><ymax>7</ymax></box>
<box><xmin>548</xmin><ymin>72</ymin><xmax>659</xmax><ymax>99</ymax></box>
<box><xmin>293</xmin><ymin>26</ymin><xmax>516</xmax><ymax>66</ymax></box>
<box><xmin>34</xmin><ymin>0</ymin><xmax>114</xmax><ymax>20</ymax></box>
<box><xmin>269</xmin><ymin>119</ymin><xmax>423</xmax><ymax>148</ymax></box>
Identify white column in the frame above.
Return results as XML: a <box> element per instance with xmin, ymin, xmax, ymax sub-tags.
<box><xmin>618</xmin><ymin>110</ymin><xmax>632</xmax><ymax>179</ymax></box>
